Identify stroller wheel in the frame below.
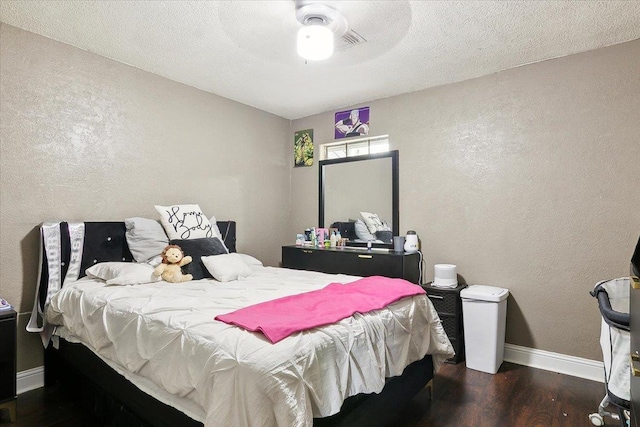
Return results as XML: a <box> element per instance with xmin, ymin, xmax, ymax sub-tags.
<box><xmin>589</xmin><ymin>413</ymin><xmax>605</xmax><ymax>426</ymax></box>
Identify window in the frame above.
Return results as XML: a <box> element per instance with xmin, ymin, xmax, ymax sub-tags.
<box><xmin>322</xmin><ymin>135</ymin><xmax>389</xmax><ymax>160</ymax></box>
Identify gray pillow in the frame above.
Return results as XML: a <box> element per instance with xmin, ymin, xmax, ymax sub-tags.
<box><xmin>125</xmin><ymin>217</ymin><xmax>169</xmax><ymax>263</ymax></box>
<box><xmin>170</xmin><ymin>237</ymin><xmax>228</xmax><ymax>280</ymax></box>
<box><xmin>375</xmin><ymin>230</ymin><xmax>393</xmax><ymax>244</ymax></box>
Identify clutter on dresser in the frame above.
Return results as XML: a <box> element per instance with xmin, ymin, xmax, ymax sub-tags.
<box><xmin>316</xmin><ymin>228</ymin><xmax>328</xmax><ymax>245</ymax></box>
<box><xmin>0</xmin><ymin>297</ymin><xmax>13</xmax><ymax>311</ymax></box>
<box><xmin>299</xmin><ymin>227</ymin><xmax>346</xmax><ymax>248</ymax></box>
<box><xmin>393</xmin><ymin>236</ymin><xmax>405</xmax><ymax>252</ymax></box>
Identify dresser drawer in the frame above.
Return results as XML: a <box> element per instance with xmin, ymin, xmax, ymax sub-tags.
<box><xmin>0</xmin><ymin>316</ymin><xmax>16</xmax><ymax>362</ymax></box>
<box><xmin>282</xmin><ymin>247</ymin><xmax>323</xmax><ymax>271</ymax></box>
<box><xmin>329</xmin><ymin>251</ymin><xmax>405</xmax><ymax>277</ymax></box>
<box><xmin>281</xmin><ymin>246</ymin><xmax>420</xmax><ymax>283</ymax></box>
<box><xmin>0</xmin><ymin>310</ymin><xmax>16</xmax><ymax>402</ymax></box>
<box><xmin>426</xmin><ymin>291</ymin><xmax>460</xmax><ymax>316</ymax></box>
<box><xmin>0</xmin><ymin>362</ymin><xmax>15</xmax><ymax>399</ymax></box>
<box><xmin>422</xmin><ymin>284</ymin><xmax>466</xmax><ymax>364</ymax></box>
<box><xmin>439</xmin><ymin>315</ymin><xmax>462</xmax><ymax>340</ymax></box>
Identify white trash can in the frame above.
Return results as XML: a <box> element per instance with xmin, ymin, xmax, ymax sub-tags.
<box><xmin>460</xmin><ymin>285</ymin><xmax>509</xmax><ymax>374</ymax></box>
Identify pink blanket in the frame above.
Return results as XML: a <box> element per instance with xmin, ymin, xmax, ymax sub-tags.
<box><xmin>215</xmin><ymin>276</ymin><xmax>425</xmax><ymax>343</ymax></box>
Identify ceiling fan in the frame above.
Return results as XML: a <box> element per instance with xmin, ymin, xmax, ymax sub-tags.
<box><xmin>295</xmin><ymin>1</ymin><xmax>365</xmax><ymax>61</ymax></box>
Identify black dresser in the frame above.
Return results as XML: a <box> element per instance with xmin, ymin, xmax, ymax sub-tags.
<box><xmin>422</xmin><ymin>283</ymin><xmax>467</xmax><ymax>364</ymax></box>
<box><xmin>282</xmin><ymin>245</ymin><xmax>421</xmax><ymax>284</ymax></box>
<box><xmin>0</xmin><ymin>309</ymin><xmax>17</xmax><ymax>422</ymax></box>
<box><xmin>631</xmin><ymin>275</ymin><xmax>639</xmax><ymax>427</ymax></box>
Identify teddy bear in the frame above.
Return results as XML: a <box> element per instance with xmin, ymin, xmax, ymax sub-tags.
<box><xmin>153</xmin><ymin>245</ymin><xmax>193</xmax><ymax>283</ymax></box>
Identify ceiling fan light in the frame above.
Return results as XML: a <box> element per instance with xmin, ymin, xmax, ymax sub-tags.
<box><xmin>297</xmin><ymin>25</ymin><xmax>334</xmax><ymax>61</ymax></box>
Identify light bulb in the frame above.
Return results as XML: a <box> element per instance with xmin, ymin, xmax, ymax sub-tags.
<box><xmin>297</xmin><ymin>25</ymin><xmax>334</xmax><ymax>61</ymax></box>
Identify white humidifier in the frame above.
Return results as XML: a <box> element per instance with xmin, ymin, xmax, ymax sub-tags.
<box><xmin>433</xmin><ymin>264</ymin><xmax>458</xmax><ymax>287</ymax></box>
<box><xmin>404</xmin><ymin>231</ymin><xmax>419</xmax><ymax>253</ymax></box>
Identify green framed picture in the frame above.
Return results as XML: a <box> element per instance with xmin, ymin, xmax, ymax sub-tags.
<box><xmin>294</xmin><ymin>129</ymin><xmax>314</xmax><ymax>167</ymax></box>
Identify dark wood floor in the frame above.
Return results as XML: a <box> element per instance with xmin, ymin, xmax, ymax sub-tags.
<box><xmin>0</xmin><ymin>362</ymin><xmax>612</xmax><ymax>427</ymax></box>
<box><xmin>392</xmin><ymin>361</ymin><xmax>610</xmax><ymax>427</ymax></box>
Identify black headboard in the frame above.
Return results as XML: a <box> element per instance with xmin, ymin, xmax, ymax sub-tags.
<box><xmin>36</xmin><ymin>220</ymin><xmax>236</xmax><ymax>312</ymax></box>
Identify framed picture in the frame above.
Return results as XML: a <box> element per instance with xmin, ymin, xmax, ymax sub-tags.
<box><xmin>335</xmin><ymin>106</ymin><xmax>370</xmax><ymax>139</ymax></box>
<box><xmin>294</xmin><ymin>129</ymin><xmax>314</xmax><ymax>167</ymax></box>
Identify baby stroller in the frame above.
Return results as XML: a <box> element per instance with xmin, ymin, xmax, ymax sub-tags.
<box><xmin>589</xmin><ymin>276</ymin><xmax>631</xmax><ymax>426</ymax></box>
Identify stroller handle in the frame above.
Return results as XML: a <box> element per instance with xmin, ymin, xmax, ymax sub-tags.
<box><xmin>590</xmin><ymin>286</ymin><xmax>630</xmax><ymax>331</ymax></box>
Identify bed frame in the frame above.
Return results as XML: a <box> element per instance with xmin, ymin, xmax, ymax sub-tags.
<box><xmin>37</xmin><ymin>221</ymin><xmax>434</xmax><ymax>427</ymax></box>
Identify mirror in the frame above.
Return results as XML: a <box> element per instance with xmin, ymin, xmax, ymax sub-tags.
<box><xmin>319</xmin><ymin>150</ymin><xmax>399</xmax><ymax>248</ymax></box>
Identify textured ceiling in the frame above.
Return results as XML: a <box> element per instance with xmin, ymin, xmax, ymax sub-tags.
<box><xmin>1</xmin><ymin>1</ymin><xmax>639</xmax><ymax>120</ymax></box>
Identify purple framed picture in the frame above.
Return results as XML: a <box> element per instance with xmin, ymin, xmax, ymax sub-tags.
<box><xmin>334</xmin><ymin>106</ymin><xmax>370</xmax><ymax>139</ymax></box>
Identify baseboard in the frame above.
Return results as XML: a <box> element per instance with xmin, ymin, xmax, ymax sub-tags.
<box><xmin>17</xmin><ymin>366</ymin><xmax>44</xmax><ymax>394</ymax></box>
<box><xmin>504</xmin><ymin>343</ymin><xmax>604</xmax><ymax>383</ymax></box>
<box><xmin>16</xmin><ymin>346</ymin><xmax>603</xmax><ymax>394</ymax></box>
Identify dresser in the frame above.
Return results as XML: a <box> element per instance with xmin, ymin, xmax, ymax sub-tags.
<box><xmin>281</xmin><ymin>246</ymin><xmax>421</xmax><ymax>284</ymax></box>
<box><xmin>0</xmin><ymin>309</ymin><xmax>17</xmax><ymax>422</ymax></box>
<box><xmin>422</xmin><ymin>283</ymin><xmax>466</xmax><ymax>364</ymax></box>
<box><xmin>631</xmin><ymin>275</ymin><xmax>639</xmax><ymax>427</ymax></box>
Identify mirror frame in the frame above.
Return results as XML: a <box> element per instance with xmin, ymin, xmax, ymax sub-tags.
<box><xmin>319</xmin><ymin>150</ymin><xmax>399</xmax><ymax>248</ymax></box>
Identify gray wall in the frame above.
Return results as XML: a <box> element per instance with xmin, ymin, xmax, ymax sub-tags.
<box><xmin>291</xmin><ymin>39</ymin><xmax>640</xmax><ymax>360</ymax></box>
<box><xmin>2</xmin><ymin>21</ymin><xmax>638</xmax><ymax>370</ymax></box>
<box><xmin>0</xmin><ymin>24</ymin><xmax>291</xmax><ymax>371</ymax></box>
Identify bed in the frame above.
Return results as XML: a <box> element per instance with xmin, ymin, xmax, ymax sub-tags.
<box><xmin>28</xmin><ymin>220</ymin><xmax>454</xmax><ymax>427</ymax></box>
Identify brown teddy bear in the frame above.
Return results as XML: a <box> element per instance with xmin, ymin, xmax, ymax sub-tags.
<box><xmin>153</xmin><ymin>245</ymin><xmax>193</xmax><ymax>283</ymax></box>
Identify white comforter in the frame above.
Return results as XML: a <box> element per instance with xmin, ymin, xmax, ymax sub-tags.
<box><xmin>46</xmin><ymin>265</ymin><xmax>454</xmax><ymax>427</ymax></box>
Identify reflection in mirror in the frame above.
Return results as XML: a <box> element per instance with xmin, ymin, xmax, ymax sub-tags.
<box><xmin>324</xmin><ymin>157</ymin><xmax>392</xmax><ymax>225</ymax></box>
<box><xmin>319</xmin><ymin>151</ymin><xmax>399</xmax><ymax>248</ymax></box>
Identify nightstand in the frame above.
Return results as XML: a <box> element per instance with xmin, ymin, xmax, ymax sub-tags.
<box><xmin>422</xmin><ymin>283</ymin><xmax>467</xmax><ymax>364</ymax></box>
<box><xmin>0</xmin><ymin>309</ymin><xmax>17</xmax><ymax>422</ymax></box>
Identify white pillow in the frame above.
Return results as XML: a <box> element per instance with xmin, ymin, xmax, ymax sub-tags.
<box><xmin>360</xmin><ymin>211</ymin><xmax>391</xmax><ymax>234</ymax></box>
<box><xmin>237</xmin><ymin>253</ymin><xmax>263</xmax><ymax>266</ymax></box>
<box><xmin>155</xmin><ymin>204</ymin><xmax>214</xmax><ymax>240</ymax></box>
<box><xmin>125</xmin><ymin>217</ymin><xmax>169</xmax><ymax>262</ymax></box>
<box><xmin>85</xmin><ymin>262</ymin><xmax>161</xmax><ymax>286</ymax></box>
<box><xmin>202</xmin><ymin>254</ymin><xmax>252</xmax><ymax>282</ymax></box>
<box><xmin>354</xmin><ymin>219</ymin><xmax>376</xmax><ymax>241</ymax></box>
